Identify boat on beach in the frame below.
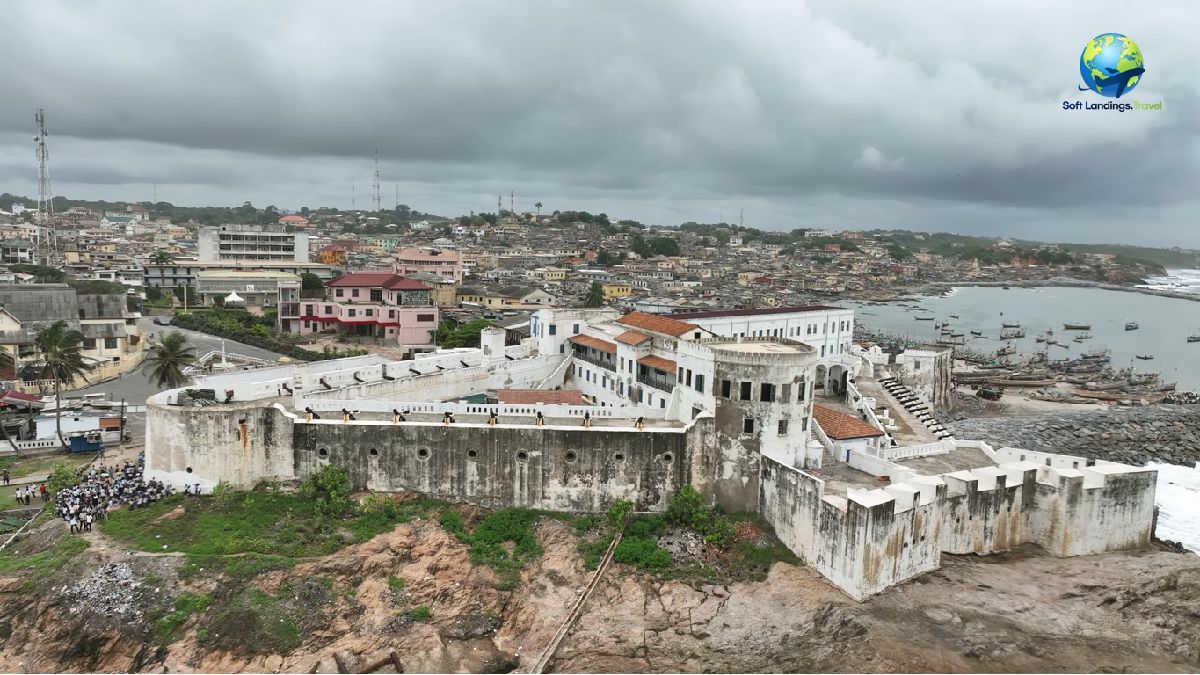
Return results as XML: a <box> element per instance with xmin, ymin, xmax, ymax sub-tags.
<box><xmin>1189</xmin><ymin>334</ymin><xmax>1200</xmax><ymax>343</ymax></box>
<box><xmin>915</xmin><ymin>316</ymin><xmax>935</xmax><ymax>321</ymax></box>
<box><xmin>1000</xmin><ymin>327</ymin><xmax>1025</xmax><ymax>339</ymax></box>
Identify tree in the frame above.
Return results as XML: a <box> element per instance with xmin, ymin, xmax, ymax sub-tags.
<box><xmin>300</xmin><ymin>272</ymin><xmax>325</xmax><ymax>291</ymax></box>
<box><xmin>149</xmin><ymin>251</ymin><xmax>175</xmax><ymax>300</ymax></box>
<box><xmin>144</xmin><ymin>330</ymin><xmax>196</xmax><ymax>389</ymax></box>
<box><xmin>301</xmin><ymin>465</ymin><xmax>352</xmax><ymax>518</ymax></box>
<box><xmin>0</xmin><ymin>350</ymin><xmax>14</xmax><ymax>452</ymax></box>
<box><xmin>887</xmin><ymin>245</ymin><xmax>913</xmax><ymax>261</ymax></box>
<box><xmin>595</xmin><ymin>249</ymin><xmax>621</xmax><ymax>267</ymax></box>
<box><xmin>584</xmin><ymin>282</ymin><xmax>605</xmax><ymax>307</ymax></box>
<box><xmin>33</xmin><ymin>320</ymin><xmax>89</xmax><ymax>446</ymax></box>
<box><xmin>432</xmin><ymin>319</ymin><xmax>492</xmax><ymax>349</ymax></box>
<box><xmin>534</xmin><ymin>202</ymin><xmax>542</xmax><ymax>218</ymax></box>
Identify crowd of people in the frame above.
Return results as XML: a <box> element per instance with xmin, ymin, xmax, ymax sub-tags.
<box><xmin>53</xmin><ymin>459</ymin><xmax>174</xmax><ymax>534</ymax></box>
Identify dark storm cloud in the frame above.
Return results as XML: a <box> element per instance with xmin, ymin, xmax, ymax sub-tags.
<box><xmin>0</xmin><ymin>0</ymin><xmax>1197</xmax><ymax>245</ymax></box>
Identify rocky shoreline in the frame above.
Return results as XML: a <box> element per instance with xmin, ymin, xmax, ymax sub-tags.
<box><xmin>946</xmin><ymin>404</ymin><xmax>1200</xmax><ymax>466</ymax></box>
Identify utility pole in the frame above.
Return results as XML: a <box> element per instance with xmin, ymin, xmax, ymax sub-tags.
<box><xmin>34</xmin><ymin>109</ymin><xmax>55</xmax><ymax>265</ymax></box>
<box><xmin>394</xmin><ymin>184</ymin><xmax>399</xmax><ymax>211</ymax></box>
<box><xmin>509</xmin><ymin>190</ymin><xmax>514</xmax><ymax>216</ymax></box>
<box><xmin>497</xmin><ymin>195</ymin><xmax>502</xmax><ymax>220</ymax></box>
<box><xmin>371</xmin><ymin>149</ymin><xmax>382</xmax><ymax>212</ymax></box>
<box><xmin>739</xmin><ymin>208</ymin><xmax>744</xmax><ymax>229</ymax></box>
<box><xmin>351</xmin><ymin>181</ymin><xmax>356</xmax><ymax>210</ymax></box>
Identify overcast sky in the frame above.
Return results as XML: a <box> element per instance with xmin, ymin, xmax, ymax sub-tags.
<box><xmin>1</xmin><ymin>1</ymin><xmax>1197</xmax><ymax>246</ymax></box>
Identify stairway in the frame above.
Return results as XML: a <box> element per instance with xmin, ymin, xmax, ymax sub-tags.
<box><xmin>876</xmin><ymin>377</ymin><xmax>954</xmax><ymax>441</ymax></box>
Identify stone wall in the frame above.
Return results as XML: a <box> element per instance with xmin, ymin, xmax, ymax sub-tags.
<box><xmin>946</xmin><ymin>405</ymin><xmax>1200</xmax><ymax>466</ymax></box>
<box><xmin>293</xmin><ymin>418</ymin><xmax>706</xmax><ymax>512</ymax></box>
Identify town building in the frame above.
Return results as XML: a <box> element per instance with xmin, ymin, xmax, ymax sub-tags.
<box><xmin>194</xmin><ymin>270</ymin><xmax>301</xmax><ymax>311</ymax></box>
<box><xmin>197</xmin><ymin>223</ymin><xmax>310</xmax><ymax>263</ymax></box>
<box><xmin>142</xmin><ymin>259</ymin><xmax>339</xmax><ymax>292</ymax></box>
<box><xmin>289</xmin><ymin>272</ymin><xmax>440</xmax><ymax>346</ymax></box>
<box><xmin>393</xmin><ymin>247</ymin><xmax>463</xmax><ymax>283</ymax></box>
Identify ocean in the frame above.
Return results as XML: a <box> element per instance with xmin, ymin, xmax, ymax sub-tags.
<box><xmin>847</xmin><ymin>284</ymin><xmax>1200</xmax><ymax>391</ymax></box>
<box><xmin>1137</xmin><ymin>268</ymin><xmax>1200</xmax><ymax>296</ymax></box>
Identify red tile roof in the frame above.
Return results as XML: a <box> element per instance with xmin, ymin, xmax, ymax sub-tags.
<box><xmin>615</xmin><ymin>330</ymin><xmax>651</xmax><ymax>346</ymax></box>
<box><xmin>637</xmin><ymin>354</ymin><xmax>677</xmax><ymax>372</ymax></box>
<box><xmin>668</xmin><ymin>304</ymin><xmax>841</xmax><ymax>320</ymax></box>
<box><xmin>812</xmin><ymin>405</ymin><xmax>885</xmax><ymax>440</ymax></box>
<box><xmin>326</xmin><ymin>272</ymin><xmax>429</xmax><ymax>291</ymax></box>
<box><xmin>616</xmin><ymin>312</ymin><xmax>697</xmax><ymax>337</ymax></box>
<box><xmin>497</xmin><ymin>389</ymin><xmax>584</xmax><ymax>405</ymax></box>
<box><xmin>568</xmin><ymin>334</ymin><xmax>617</xmax><ymax>354</ymax></box>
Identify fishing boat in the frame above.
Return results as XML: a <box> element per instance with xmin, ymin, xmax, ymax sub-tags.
<box><xmin>970</xmin><ymin>330</ymin><xmax>983</xmax><ymax>337</ymax></box>
<box><xmin>1000</xmin><ymin>328</ymin><xmax>1025</xmax><ymax>339</ymax></box>
<box><xmin>1135</xmin><ymin>354</ymin><xmax>1155</xmax><ymax>360</ymax></box>
<box><xmin>996</xmin><ymin>343</ymin><xmax>1017</xmax><ymax>356</ymax></box>
<box><xmin>1035</xmin><ymin>336</ymin><xmax>1046</xmax><ymax>343</ymax></box>
<box><xmin>949</xmin><ymin>331</ymin><xmax>964</xmax><ymax>338</ymax></box>
<box><xmin>915</xmin><ymin>316</ymin><xmax>935</xmax><ymax>321</ymax></box>
<box><xmin>1125</xmin><ymin>322</ymin><xmax>1139</xmax><ymax>331</ymax></box>
<box><xmin>1063</xmin><ymin>323</ymin><xmax>1091</xmax><ymax>330</ymax></box>
<box><xmin>1001</xmin><ymin>322</ymin><xmax>1021</xmax><ymax>328</ymax></box>
<box><xmin>986</xmin><ymin>377</ymin><xmax>1058</xmax><ymax>388</ymax></box>
<box><xmin>948</xmin><ymin>314</ymin><xmax>960</xmax><ymax>319</ymax></box>
<box><xmin>1189</xmin><ymin>334</ymin><xmax>1200</xmax><ymax>343</ymax></box>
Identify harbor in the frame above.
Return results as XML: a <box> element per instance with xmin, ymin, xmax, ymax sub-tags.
<box><xmin>851</xmin><ymin>286</ymin><xmax>1200</xmax><ymax>410</ymax></box>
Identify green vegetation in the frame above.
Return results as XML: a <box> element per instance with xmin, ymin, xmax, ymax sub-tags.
<box><xmin>7</xmin><ymin>263</ymin><xmax>65</xmax><ymax>282</ymax></box>
<box><xmin>432</xmin><ymin>318</ymin><xmax>493</xmax><ymax>349</ymax></box>
<box><xmin>171</xmin><ymin>308</ymin><xmax>365</xmax><ymax>361</ymax></box>
<box><xmin>144</xmin><ymin>330</ymin><xmax>196</xmax><ymax>388</ymax></box>
<box><xmin>0</xmin><ymin>536</ymin><xmax>89</xmax><ymax>590</ymax></box>
<box><xmin>67</xmin><ymin>279</ymin><xmax>126</xmax><ymax>295</ymax></box>
<box><xmin>47</xmin><ymin>461</ymin><xmax>83</xmax><ymax>496</ymax></box>
<box><xmin>630</xmin><ymin>233</ymin><xmax>681</xmax><ymax>258</ymax></box>
<box><xmin>405</xmin><ymin>605</ymin><xmax>431</xmax><ymax>621</ymax></box>
<box><xmin>202</xmin><ymin>587</ymin><xmax>302</xmax><ymax>653</ymax></box>
<box><xmin>583</xmin><ymin>281</ymin><xmax>605</xmax><ymax>307</ymax></box>
<box><xmin>612</xmin><ymin>536</ymin><xmax>672</xmax><ymax>569</ymax></box>
<box><xmin>665</xmin><ymin>485</ymin><xmax>733</xmax><ymax>548</ymax></box>
<box><xmin>152</xmin><ymin>592</ymin><xmax>212</xmax><ymax>643</ymax></box>
<box><xmin>387</xmin><ymin>574</ymin><xmax>405</xmax><ymax>590</ymax></box>
<box><xmin>103</xmin><ymin>473</ymin><xmax>446</xmax><ymax>563</ymax></box>
<box><xmin>33</xmin><ymin>320</ymin><xmax>89</xmax><ymax>445</ymax></box>
<box><xmin>442</xmin><ymin>507</ymin><xmax>566</xmax><ymax>589</ymax></box>
<box><xmin>300</xmin><ymin>272</ymin><xmax>325</xmax><ymax>290</ymax></box>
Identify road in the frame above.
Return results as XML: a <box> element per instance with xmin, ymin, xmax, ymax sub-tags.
<box><xmin>73</xmin><ymin>316</ymin><xmax>286</xmax><ymax>406</ymax></box>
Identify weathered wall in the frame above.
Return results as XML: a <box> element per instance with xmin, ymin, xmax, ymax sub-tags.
<box><xmin>1032</xmin><ymin>465</ymin><xmax>1157</xmax><ymax>556</ymax></box>
<box><xmin>144</xmin><ymin>398</ymin><xmax>296</xmax><ymax>491</ymax></box>
<box><xmin>758</xmin><ymin>458</ymin><xmax>942</xmax><ymax>602</ymax></box>
<box><xmin>292</xmin><ymin>419</ymin><xmax>704</xmax><ymax>512</ymax></box>
<box><xmin>301</xmin><ymin>354</ymin><xmax>564</xmax><ymax>403</ymax></box>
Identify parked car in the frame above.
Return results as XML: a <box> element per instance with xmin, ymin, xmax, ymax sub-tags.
<box><xmin>153</xmin><ymin>317</ymin><xmax>172</xmax><ymax>326</ymax></box>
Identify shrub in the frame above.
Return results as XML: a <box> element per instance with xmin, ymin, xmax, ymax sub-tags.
<box><xmin>573</xmin><ymin>515</ymin><xmax>600</xmax><ymax>534</ymax></box>
<box><xmin>300</xmin><ymin>465</ymin><xmax>352</xmax><ymax>517</ymax></box>
<box><xmin>406</xmin><ymin>605</ymin><xmax>431</xmax><ymax>621</ymax></box>
<box><xmin>388</xmin><ymin>575</ymin><xmax>405</xmax><ymax>590</ymax></box>
<box><xmin>605</xmin><ymin>499</ymin><xmax>633</xmax><ymax>532</ymax></box>
<box><xmin>613</xmin><ymin>536</ymin><xmax>671</xmax><ymax>569</ymax></box>
<box><xmin>47</xmin><ymin>462</ymin><xmax>81</xmax><ymax>496</ymax></box>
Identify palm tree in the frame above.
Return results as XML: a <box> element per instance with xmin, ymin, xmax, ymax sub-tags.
<box><xmin>33</xmin><ymin>320</ymin><xmax>89</xmax><ymax>447</ymax></box>
<box><xmin>584</xmin><ymin>282</ymin><xmax>605</xmax><ymax>307</ymax></box>
<box><xmin>149</xmin><ymin>251</ymin><xmax>175</xmax><ymax>305</ymax></box>
<box><xmin>144</xmin><ymin>331</ymin><xmax>196</xmax><ymax>389</ymax></box>
<box><xmin>534</xmin><ymin>202</ymin><xmax>543</xmax><ymax>219</ymax></box>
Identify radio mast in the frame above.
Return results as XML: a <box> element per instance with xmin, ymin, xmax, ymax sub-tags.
<box><xmin>34</xmin><ymin>108</ymin><xmax>55</xmax><ymax>264</ymax></box>
<box><xmin>371</xmin><ymin>149</ymin><xmax>382</xmax><ymax>212</ymax></box>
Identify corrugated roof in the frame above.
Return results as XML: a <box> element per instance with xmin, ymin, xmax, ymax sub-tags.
<box><xmin>812</xmin><ymin>405</ymin><xmax>885</xmax><ymax>440</ymax></box>
<box><xmin>615</xmin><ymin>330</ymin><xmax>651</xmax><ymax>346</ymax></box>
<box><xmin>568</xmin><ymin>334</ymin><xmax>617</xmax><ymax>354</ymax></box>
<box><xmin>326</xmin><ymin>272</ymin><xmax>429</xmax><ymax>291</ymax></box>
<box><xmin>637</xmin><ymin>354</ymin><xmax>677</xmax><ymax>372</ymax></box>
<box><xmin>669</xmin><ymin>304</ymin><xmax>842</xmax><ymax>320</ymax></box>
<box><xmin>616</xmin><ymin>311</ymin><xmax>697</xmax><ymax>337</ymax></box>
<box><xmin>497</xmin><ymin>389</ymin><xmax>584</xmax><ymax>405</ymax></box>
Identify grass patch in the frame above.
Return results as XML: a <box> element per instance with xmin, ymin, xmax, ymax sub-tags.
<box><xmin>201</xmin><ymin>587</ymin><xmax>302</xmax><ymax>654</ymax></box>
<box><xmin>443</xmin><ymin>507</ymin><xmax>565</xmax><ymax>589</ymax></box>
<box><xmin>612</xmin><ymin>536</ymin><xmax>671</xmax><ymax>569</ymax></box>
<box><xmin>152</xmin><ymin>592</ymin><xmax>212</xmax><ymax>643</ymax></box>
<box><xmin>576</xmin><ymin>534</ymin><xmax>613</xmax><ymax>571</ymax></box>
<box><xmin>573</xmin><ymin>515</ymin><xmax>600</xmax><ymax>534</ymax></box>
<box><xmin>102</xmin><ymin>491</ymin><xmax>449</xmax><ymax>562</ymax></box>
<box><xmin>0</xmin><ymin>536</ymin><xmax>89</xmax><ymax>590</ymax></box>
<box><xmin>179</xmin><ymin>553</ymin><xmax>300</xmax><ymax>580</ymax></box>
<box><xmin>405</xmin><ymin>605</ymin><xmax>431</xmax><ymax>621</ymax></box>
<box><xmin>387</xmin><ymin>574</ymin><xmax>405</xmax><ymax>590</ymax></box>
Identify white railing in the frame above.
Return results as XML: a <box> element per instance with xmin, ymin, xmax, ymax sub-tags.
<box><xmin>295</xmin><ymin>397</ymin><xmax>667</xmax><ymax>420</ymax></box>
<box><xmin>846</xmin><ymin>380</ymin><xmax>890</xmax><ymax>442</ymax></box>
<box><xmin>535</xmin><ymin>353</ymin><xmax>574</xmax><ymax>390</ymax></box>
<box><xmin>183</xmin><ymin>349</ymin><xmax>279</xmax><ymax>375</ymax></box>
<box><xmin>879</xmin><ymin>440</ymin><xmax>953</xmax><ymax>462</ymax></box>
<box><xmin>811</xmin><ymin>418</ymin><xmax>836</xmax><ymax>456</ymax></box>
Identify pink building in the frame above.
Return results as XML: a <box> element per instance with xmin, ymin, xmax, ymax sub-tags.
<box><xmin>393</xmin><ymin>247</ymin><xmax>463</xmax><ymax>283</ymax></box>
<box><xmin>295</xmin><ymin>272</ymin><xmax>440</xmax><ymax>345</ymax></box>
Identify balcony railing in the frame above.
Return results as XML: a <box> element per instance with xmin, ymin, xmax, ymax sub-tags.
<box><xmin>637</xmin><ymin>372</ymin><xmax>675</xmax><ymax>393</ymax></box>
<box><xmin>573</xmin><ymin>350</ymin><xmax>615</xmax><ymax>372</ymax></box>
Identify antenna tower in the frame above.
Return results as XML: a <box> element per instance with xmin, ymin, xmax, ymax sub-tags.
<box><xmin>34</xmin><ymin>108</ymin><xmax>55</xmax><ymax>264</ymax></box>
<box><xmin>739</xmin><ymin>208</ymin><xmax>743</xmax><ymax>229</ymax></box>
<box><xmin>371</xmin><ymin>149</ymin><xmax>382</xmax><ymax>212</ymax></box>
<box><xmin>351</xmin><ymin>181</ymin><xmax>356</xmax><ymax>210</ymax></box>
<box><xmin>394</xmin><ymin>184</ymin><xmax>399</xmax><ymax>211</ymax></box>
<box><xmin>509</xmin><ymin>190</ymin><xmax>514</xmax><ymax>215</ymax></box>
<box><xmin>497</xmin><ymin>195</ymin><xmax>502</xmax><ymax>220</ymax></box>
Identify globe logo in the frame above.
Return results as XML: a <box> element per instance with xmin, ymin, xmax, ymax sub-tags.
<box><xmin>1078</xmin><ymin>33</ymin><xmax>1145</xmax><ymax>98</ymax></box>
